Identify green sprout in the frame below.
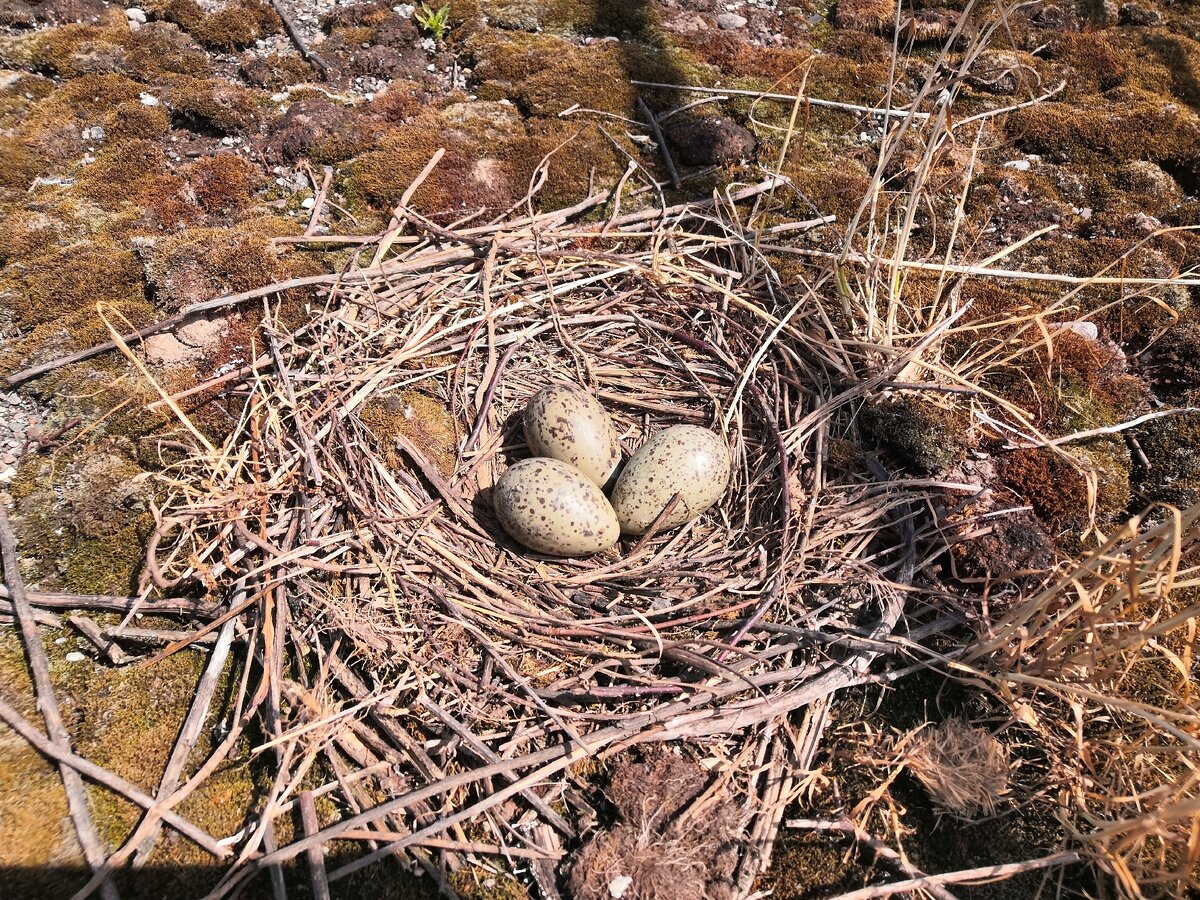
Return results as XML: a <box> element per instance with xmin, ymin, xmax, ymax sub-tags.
<box><xmin>414</xmin><ymin>3</ymin><xmax>452</xmax><ymax>42</ymax></box>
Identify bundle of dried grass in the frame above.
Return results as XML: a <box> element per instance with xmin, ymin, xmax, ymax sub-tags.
<box><xmin>905</xmin><ymin>719</ymin><xmax>1010</xmax><ymax>818</ymax></box>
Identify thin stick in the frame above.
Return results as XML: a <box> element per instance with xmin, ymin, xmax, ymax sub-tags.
<box><xmin>0</xmin><ymin>585</ymin><xmax>222</xmax><ymax>617</ymax></box>
<box><xmin>131</xmin><ymin>618</ymin><xmax>238</xmax><ymax>865</ymax></box>
<box><xmin>637</xmin><ymin>97</ymin><xmax>682</xmax><ymax>189</ymax></box>
<box><xmin>0</xmin><ymin>506</ymin><xmax>121</xmax><ymax>900</ymax></box>
<box><xmin>300</xmin><ymin>791</ymin><xmax>332</xmax><ymax>900</ymax></box>
<box><xmin>630</xmin><ymin>79</ymin><xmax>932</xmax><ymax>120</ymax></box>
<box><xmin>268</xmin><ymin>0</ymin><xmax>329</xmax><ymax>76</ymax></box>
<box><xmin>822</xmin><ymin>851</ymin><xmax>1081</xmax><ymax>900</ymax></box>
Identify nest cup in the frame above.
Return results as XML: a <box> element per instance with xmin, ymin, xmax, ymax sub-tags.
<box><xmin>321</xmin><ymin>262</ymin><xmax>784</xmax><ymax>688</ymax></box>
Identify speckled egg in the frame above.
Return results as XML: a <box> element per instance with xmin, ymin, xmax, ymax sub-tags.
<box><xmin>523</xmin><ymin>384</ymin><xmax>622</xmax><ymax>488</ymax></box>
<box><xmin>610</xmin><ymin>425</ymin><xmax>730</xmax><ymax>535</ymax></box>
<box><xmin>493</xmin><ymin>458</ymin><xmax>620</xmax><ymax>557</ymax></box>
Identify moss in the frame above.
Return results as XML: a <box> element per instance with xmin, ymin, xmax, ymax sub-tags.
<box><xmin>1007</xmin><ymin>88</ymin><xmax>1200</xmax><ymax>168</ymax></box>
<box><xmin>449</xmin><ymin>866</ymin><xmax>529</xmax><ymax>900</ymax></box>
<box><xmin>999</xmin><ymin>438</ymin><xmax>1131</xmax><ymax>535</ymax></box>
<box><xmin>859</xmin><ymin>394</ymin><xmax>975</xmax><ymax>475</ymax></box>
<box><xmin>186</xmin><ymin>153</ymin><xmax>259</xmax><ymax>214</ymax></box>
<box><xmin>1141</xmin><ymin>319</ymin><xmax>1200</xmax><ymax>403</ymax></box>
<box><xmin>240</xmin><ymin>51</ymin><xmax>315</xmax><ymax>90</ymax></box>
<box><xmin>101</xmin><ymin>98</ymin><xmax>172</xmax><ymax>141</ymax></box>
<box><xmin>138</xmin><ymin>218</ymin><xmax>309</xmax><ymax>310</ymax></box>
<box><xmin>1132</xmin><ymin>389</ymin><xmax>1200</xmax><ymax>508</ymax></box>
<box><xmin>0</xmin><ymin>134</ymin><xmax>45</xmax><ymax>198</ymax></box>
<box><xmin>10</xmin><ymin>446</ymin><xmax>151</xmax><ymax>594</ymax></box>
<box><xmin>163</xmin><ymin>76</ymin><xmax>265</xmax><ymax>135</ymax></box>
<box><xmin>152</xmin><ymin>0</ymin><xmax>280</xmax><ymax>51</ymax></box>
<box><xmin>0</xmin><ymin>72</ymin><xmax>55</xmax><ymax>130</ymax></box>
<box><xmin>75</xmin><ymin>139</ymin><xmax>199</xmax><ymax>233</ymax></box>
<box><xmin>540</xmin><ymin>0</ymin><xmax>658</xmax><ymax>38</ymax></box>
<box><xmin>360</xmin><ymin>391</ymin><xmax>459</xmax><ymax>477</ymax></box>
<box><xmin>1</xmin><ymin>238</ymin><xmax>142</xmax><ymax>327</ymax></box>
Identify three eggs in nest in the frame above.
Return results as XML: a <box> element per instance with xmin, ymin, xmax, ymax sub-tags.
<box><xmin>493</xmin><ymin>385</ymin><xmax>730</xmax><ymax>557</ymax></box>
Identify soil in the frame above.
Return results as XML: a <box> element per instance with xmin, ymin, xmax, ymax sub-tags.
<box><xmin>0</xmin><ymin>0</ymin><xmax>1198</xmax><ymax>896</ymax></box>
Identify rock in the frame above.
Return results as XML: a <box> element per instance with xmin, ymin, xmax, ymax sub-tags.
<box><xmin>125</xmin><ymin>7</ymin><xmax>146</xmax><ymax>24</ymax></box>
<box><xmin>65</xmin><ymin>651</ymin><xmax>87</xmax><ymax>663</ymax></box>
<box><xmin>717</xmin><ymin>12</ymin><xmax>748</xmax><ymax>29</ymax></box>
<box><xmin>1119</xmin><ymin>2</ymin><xmax>1161</xmax><ymax>24</ymax></box>
<box><xmin>176</xmin><ymin>316</ymin><xmax>229</xmax><ymax>349</ymax></box>
<box><xmin>143</xmin><ymin>333</ymin><xmax>201</xmax><ymax>367</ymax></box>
<box><xmin>664</xmin><ymin>12</ymin><xmax>708</xmax><ymax>34</ymax></box>
<box><xmin>1123</xmin><ymin>160</ymin><xmax>1181</xmax><ymax>200</ymax></box>
<box><xmin>664</xmin><ymin>115</ymin><xmax>756</xmax><ymax>167</ymax></box>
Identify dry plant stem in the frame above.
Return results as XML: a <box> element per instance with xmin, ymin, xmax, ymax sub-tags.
<box><xmin>787</xmin><ymin>817</ymin><xmax>958</xmax><ymax>900</ymax></box>
<box><xmin>0</xmin><ymin>584</ymin><xmax>219</xmax><ymax>617</ymax></box>
<box><xmin>68</xmin><ymin>615</ymin><xmax>133</xmax><ymax>665</ymax></box>
<box><xmin>300</xmin><ymin>791</ymin><xmax>332</xmax><ymax>900</ymax></box>
<box><xmin>0</xmin><ymin>695</ymin><xmax>227</xmax><ymax>856</ymax></box>
<box><xmin>637</xmin><ymin>97</ymin><xmax>681</xmax><ymax>189</ymax></box>
<box><xmin>131</xmin><ymin>617</ymin><xmax>239</xmax><ymax>866</ymax></box>
<box><xmin>824</xmin><ymin>851</ymin><xmax>1081</xmax><ymax>900</ymax></box>
<box><xmin>0</xmin><ymin>505</ymin><xmax>121</xmax><ymax>900</ymax></box>
<box><xmin>629</xmin><ymin>80</ymin><xmax>933</xmax><ymax>120</ymax></box>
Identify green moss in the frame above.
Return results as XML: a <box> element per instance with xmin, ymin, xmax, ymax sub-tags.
<box><xmin>449</xmin><ymin>866</ymin><xmax>529</xmax><ymax>900</ymax></box>
<box><xmin>859</xmin><ymin>394</ymin><xmax>975</xmax><ymax>475</ymax></box>
<box><xmin>1007</xmin><ymin>88</ymin><xmax>1200</xmax><ymax>168</ymax></box>
<box><xmin>1</xmin><ymin>238</ymin><xmax>142</xmax><ymax>327</ymax></box>
<box><xmin>10</xmin><ymin>446</ymin><xmax>151</xmax><ymax>594</ymax></box>
<box><xmin>151</xmin><ymin>0</ymin><xmax>280</xmax><ymax>51</ymax></box>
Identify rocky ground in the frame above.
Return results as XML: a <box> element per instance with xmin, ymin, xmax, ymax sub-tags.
<box><xmin>0</xmin><ymin>0</ymin><xmax>1198</xmax><ymax>896</ymax></box>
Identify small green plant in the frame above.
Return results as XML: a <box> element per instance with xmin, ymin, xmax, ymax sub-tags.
<box><xmin>414</xmin><ymin>3</ymin><xmax>451</xmax><ymax>42</ymax></box>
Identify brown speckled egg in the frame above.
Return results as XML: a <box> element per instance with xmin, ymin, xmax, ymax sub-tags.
<box><xmin>523</xmin><ymin>384</ymin><xmax>622</xmax><ymax>488</ymax></box>
<box><xmin>610</xmin><ymin>425</ymin><xmax>730</xmax><ymax>535</ymax></box>
<box><xmin>493</xmin><ymin>458</ymin><xmax>620</xmax><ymax>557</ymax></box>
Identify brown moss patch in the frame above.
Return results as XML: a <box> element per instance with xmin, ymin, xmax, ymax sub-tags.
<box><xmin>138</xmin><ymin>218</ymin><xmax>310</xmax><ymax>311</ymax></box>
<box><xmin>163</xmin><ymin>76</ymin><xmax>265</xmax><ymax>136</ymax></box>
<box><xmin>240</xmin><ymin>51</ymin><xmax>315</xmax><ymax>90</ymax></box>
<box><xmin>2</xmin><ymin>238</ymin><xmax>142</xmax><ymax>328</ymax></box>
<box><xmin>152</xmin><ymin>0</ymin><xmax>280</xmax><ymax>51</ymax></box>
<box><xmin>185</xmin><ymin>153</ymin><xmax>259</xmax><ymax>215</ymax></box>
<box><xmin>75</xmin><ymin>139</ymin><xmax>198</xmax><ymax>232</ymax></box>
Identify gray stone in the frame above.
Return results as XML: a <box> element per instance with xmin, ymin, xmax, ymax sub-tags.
<box><xmin>717</xmin><ymin>12</ymin><xmax>748</xmax><ymax>29</ymax></box>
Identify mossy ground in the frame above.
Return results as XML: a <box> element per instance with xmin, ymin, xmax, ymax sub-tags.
<box><xmin>1</xmin><ymin>0</ymin><xmax>1199</xmax><ymax>895</ymax></box>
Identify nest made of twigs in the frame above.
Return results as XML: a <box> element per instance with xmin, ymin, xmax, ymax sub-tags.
<box><xmin>140</xmin><ymin>182</ymin><xmax>910</xmax><ymax>892</ymax></box>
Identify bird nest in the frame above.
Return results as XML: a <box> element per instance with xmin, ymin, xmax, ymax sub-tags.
<box><xmin>140</xmin><ymin>177</ymin><xmax>911</xmax><ymax>895</ymax></box>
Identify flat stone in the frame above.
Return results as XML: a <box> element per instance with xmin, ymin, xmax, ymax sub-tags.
<box><xmin>717</xmin><ymin>12</ymin><xmax>748</xmax><ymax>29</ymax></box>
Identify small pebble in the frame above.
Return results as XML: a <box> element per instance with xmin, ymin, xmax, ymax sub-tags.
<box><xmin>65</xmin><ymin>651</ymin><xmax>87</xmax><ymax>663</ymax></box>
<box><xmin>139</xmin><ymin>92</ymin><xmax>160</xmax><ymax>106</ymax></box>
<box><xmin>717</xmin><ymin>12</ymin><xmax>748</xmax><ymax>28</ymax></box>
<box><xmin>125</xmin><ymin>7</ymin><xmax>147</xmax><ymax>23</ymax></box>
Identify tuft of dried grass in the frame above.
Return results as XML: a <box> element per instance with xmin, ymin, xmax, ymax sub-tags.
<box><xmin>904</xmin><ymin>719</ymin><xmax>1010</xmax><ymax>818</ymax></box>
<box><xmin>571</xmin><ymin>749</ymin><xmax>741</xmax><ymax>900</ymax></box>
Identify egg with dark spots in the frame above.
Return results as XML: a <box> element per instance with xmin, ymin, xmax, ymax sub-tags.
<box><xmin>524</xmin><ymin>384</ymin><xmax>622</xmax><ymax>488</ymax></box>
<box><xmin>610</xmin><ymin>425</ymin><xmax>730</xmax><ymax>535</ymax></box>
<box><xmin>493</xmin><ymin>458</ymin><xmax>620</xmax><ymax>556</ymax></box>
